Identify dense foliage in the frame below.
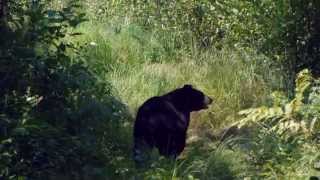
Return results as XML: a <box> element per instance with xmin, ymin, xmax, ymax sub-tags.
<box><xmin>1</xmin><ymin>0</ymin><xmax>320</xmax><ymax>179</ymax></box>
<box><xmin>0</xmin><ymin>1</ymin><xmax>130</xmax><ymax>179</ymax></box>
<box><xmin>238</xmin><ymin>69</ymin><xmax>320</xmax><ymax>178</ymax></box>
<box><xmin>83</xmin><ymin>0</ymin><xmax>320</xmax><ymax>93</ymax></box>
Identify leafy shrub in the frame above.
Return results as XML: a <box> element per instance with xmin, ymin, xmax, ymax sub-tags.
<box><xmin>0</xmin><ymin>1</ymin><xmax>131</xmax><ymax>179</ymax></box>
<box><xmin>237</xmin><ymin>69</ymin><xmax>320</xmax><ymax>178</ymax></box>
<box><xmin>238</xmin><ymin>69</ymin><xmax>319</xmax><ymax>135</ymax></box>
<box><xmin>128</xmin><ymin>0</ymin><xmax>253</xmax><ymax>48</ymax></box>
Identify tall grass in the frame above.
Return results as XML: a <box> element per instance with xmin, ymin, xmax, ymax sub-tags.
<box><xmin>73</xmin><ymin>19</ymin><xmax>286</xmax><ymax>178</ymax></box>
<box><xmin>76</xmin><ymin>21</ymin><xmax>279</xmax><ymax>129</ymax></box>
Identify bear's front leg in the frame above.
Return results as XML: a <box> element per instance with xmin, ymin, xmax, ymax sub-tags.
<box><xmin>170</xmin><ymin>133</ymin><xmax>186</xmax><ymax>158</ymax></box>
<box><xmin>157</xmin><ymin>133</ymin><xmax>186</xmax><ymax>159</ymax></box>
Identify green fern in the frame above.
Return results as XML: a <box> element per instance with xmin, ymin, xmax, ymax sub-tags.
<box><xmin>237</xmin><ymin>69</ymin><xmax>317</xmax><ymax>135</ymax></box>
<box><xmin>235</xmin><ymin>69</ymin><xmax>320</xmax><ymax>178</ymax></box>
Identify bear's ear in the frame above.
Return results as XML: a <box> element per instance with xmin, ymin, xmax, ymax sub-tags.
<box><xmin>183</xmin><ymin>84</ymin><xmax>193</xmax><ymax>89</ymax></box>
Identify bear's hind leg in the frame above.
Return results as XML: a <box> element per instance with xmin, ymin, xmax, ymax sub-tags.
<box><xmin>133</xmin><ymin>137</ymin><xmax>153</xmax><ymax>167</ymax></box>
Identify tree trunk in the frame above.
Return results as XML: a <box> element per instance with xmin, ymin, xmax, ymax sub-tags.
<box><xmin>0</xmin><ymin>0</ymin><xmax>8</xmax><ymax>29</ymax></box>
<box><xmin>155</xmin><ymin>0</ymin><xmax>162</xmax><ymax>27</ymax></box>
<box><xmin>0</xmin><ymin>0</ymin><xmax>7</xmax><ymax>18</ymax></box>
<box><xmin>0</xmin><ymin>0</ymin><xmax>8</xmax><ymax>42</ymax></box>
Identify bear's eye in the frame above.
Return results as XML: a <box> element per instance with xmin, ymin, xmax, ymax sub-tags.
<box><xmin>192</xmin><ymin>92</ymin><xmax>204</xmax><ymax>102</ymax></box>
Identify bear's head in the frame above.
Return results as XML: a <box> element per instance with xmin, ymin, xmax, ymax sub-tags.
<box><xmin>182</xmin><ymin>84</ymin><xmax>213</xmax><ymax>111</ymax></box>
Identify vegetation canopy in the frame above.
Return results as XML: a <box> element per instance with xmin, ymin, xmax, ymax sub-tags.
<box><xmin>0</xmin><ymin>0</ymin><xmax>319</xmax><ymax>179</ymax></box>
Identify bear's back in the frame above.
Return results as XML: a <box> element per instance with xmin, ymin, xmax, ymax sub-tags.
<box><xmin>134</xmin><ymin>96</ymin><xmax>186</xmax><ymax>135</ymax></box>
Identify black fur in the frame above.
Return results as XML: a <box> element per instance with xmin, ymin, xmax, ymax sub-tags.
<box><xmin>133</xmin><ymin>84</ymin><xmax>213</xmax><ymax>164</ymax></box>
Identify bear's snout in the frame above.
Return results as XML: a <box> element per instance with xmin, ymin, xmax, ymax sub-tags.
<box><xmin>203</xmin><ymin>96</ymin><xmax>213</xmax><ymax>108</ymax></box>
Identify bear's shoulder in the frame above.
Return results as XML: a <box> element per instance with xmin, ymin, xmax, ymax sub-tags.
<box><xmin>138</xmin><ymin>96</ymin><xmax>172</xmax><ymax>112</ymax></box>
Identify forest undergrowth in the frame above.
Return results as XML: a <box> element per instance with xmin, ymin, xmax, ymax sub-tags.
<box><xmin>1</xmin><ymin>0</ymin><xmax>320</xmax><ymax>179</ymax></box>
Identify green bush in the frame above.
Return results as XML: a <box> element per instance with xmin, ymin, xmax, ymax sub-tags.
<box><xmin>237</xmin><ymin>69</ymin><xmax>320</xmax><ymax>178</ymax></box>
<box><xmin>0</xmin><ymin>1</ymin><xmax>131</xmax><ymax>179</ymax></box>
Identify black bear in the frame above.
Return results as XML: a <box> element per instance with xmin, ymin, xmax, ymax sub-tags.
<box><xmin>133</xmin><ymin>84</ymin><xmax>213</xmax><ymax>164</ymax></box>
